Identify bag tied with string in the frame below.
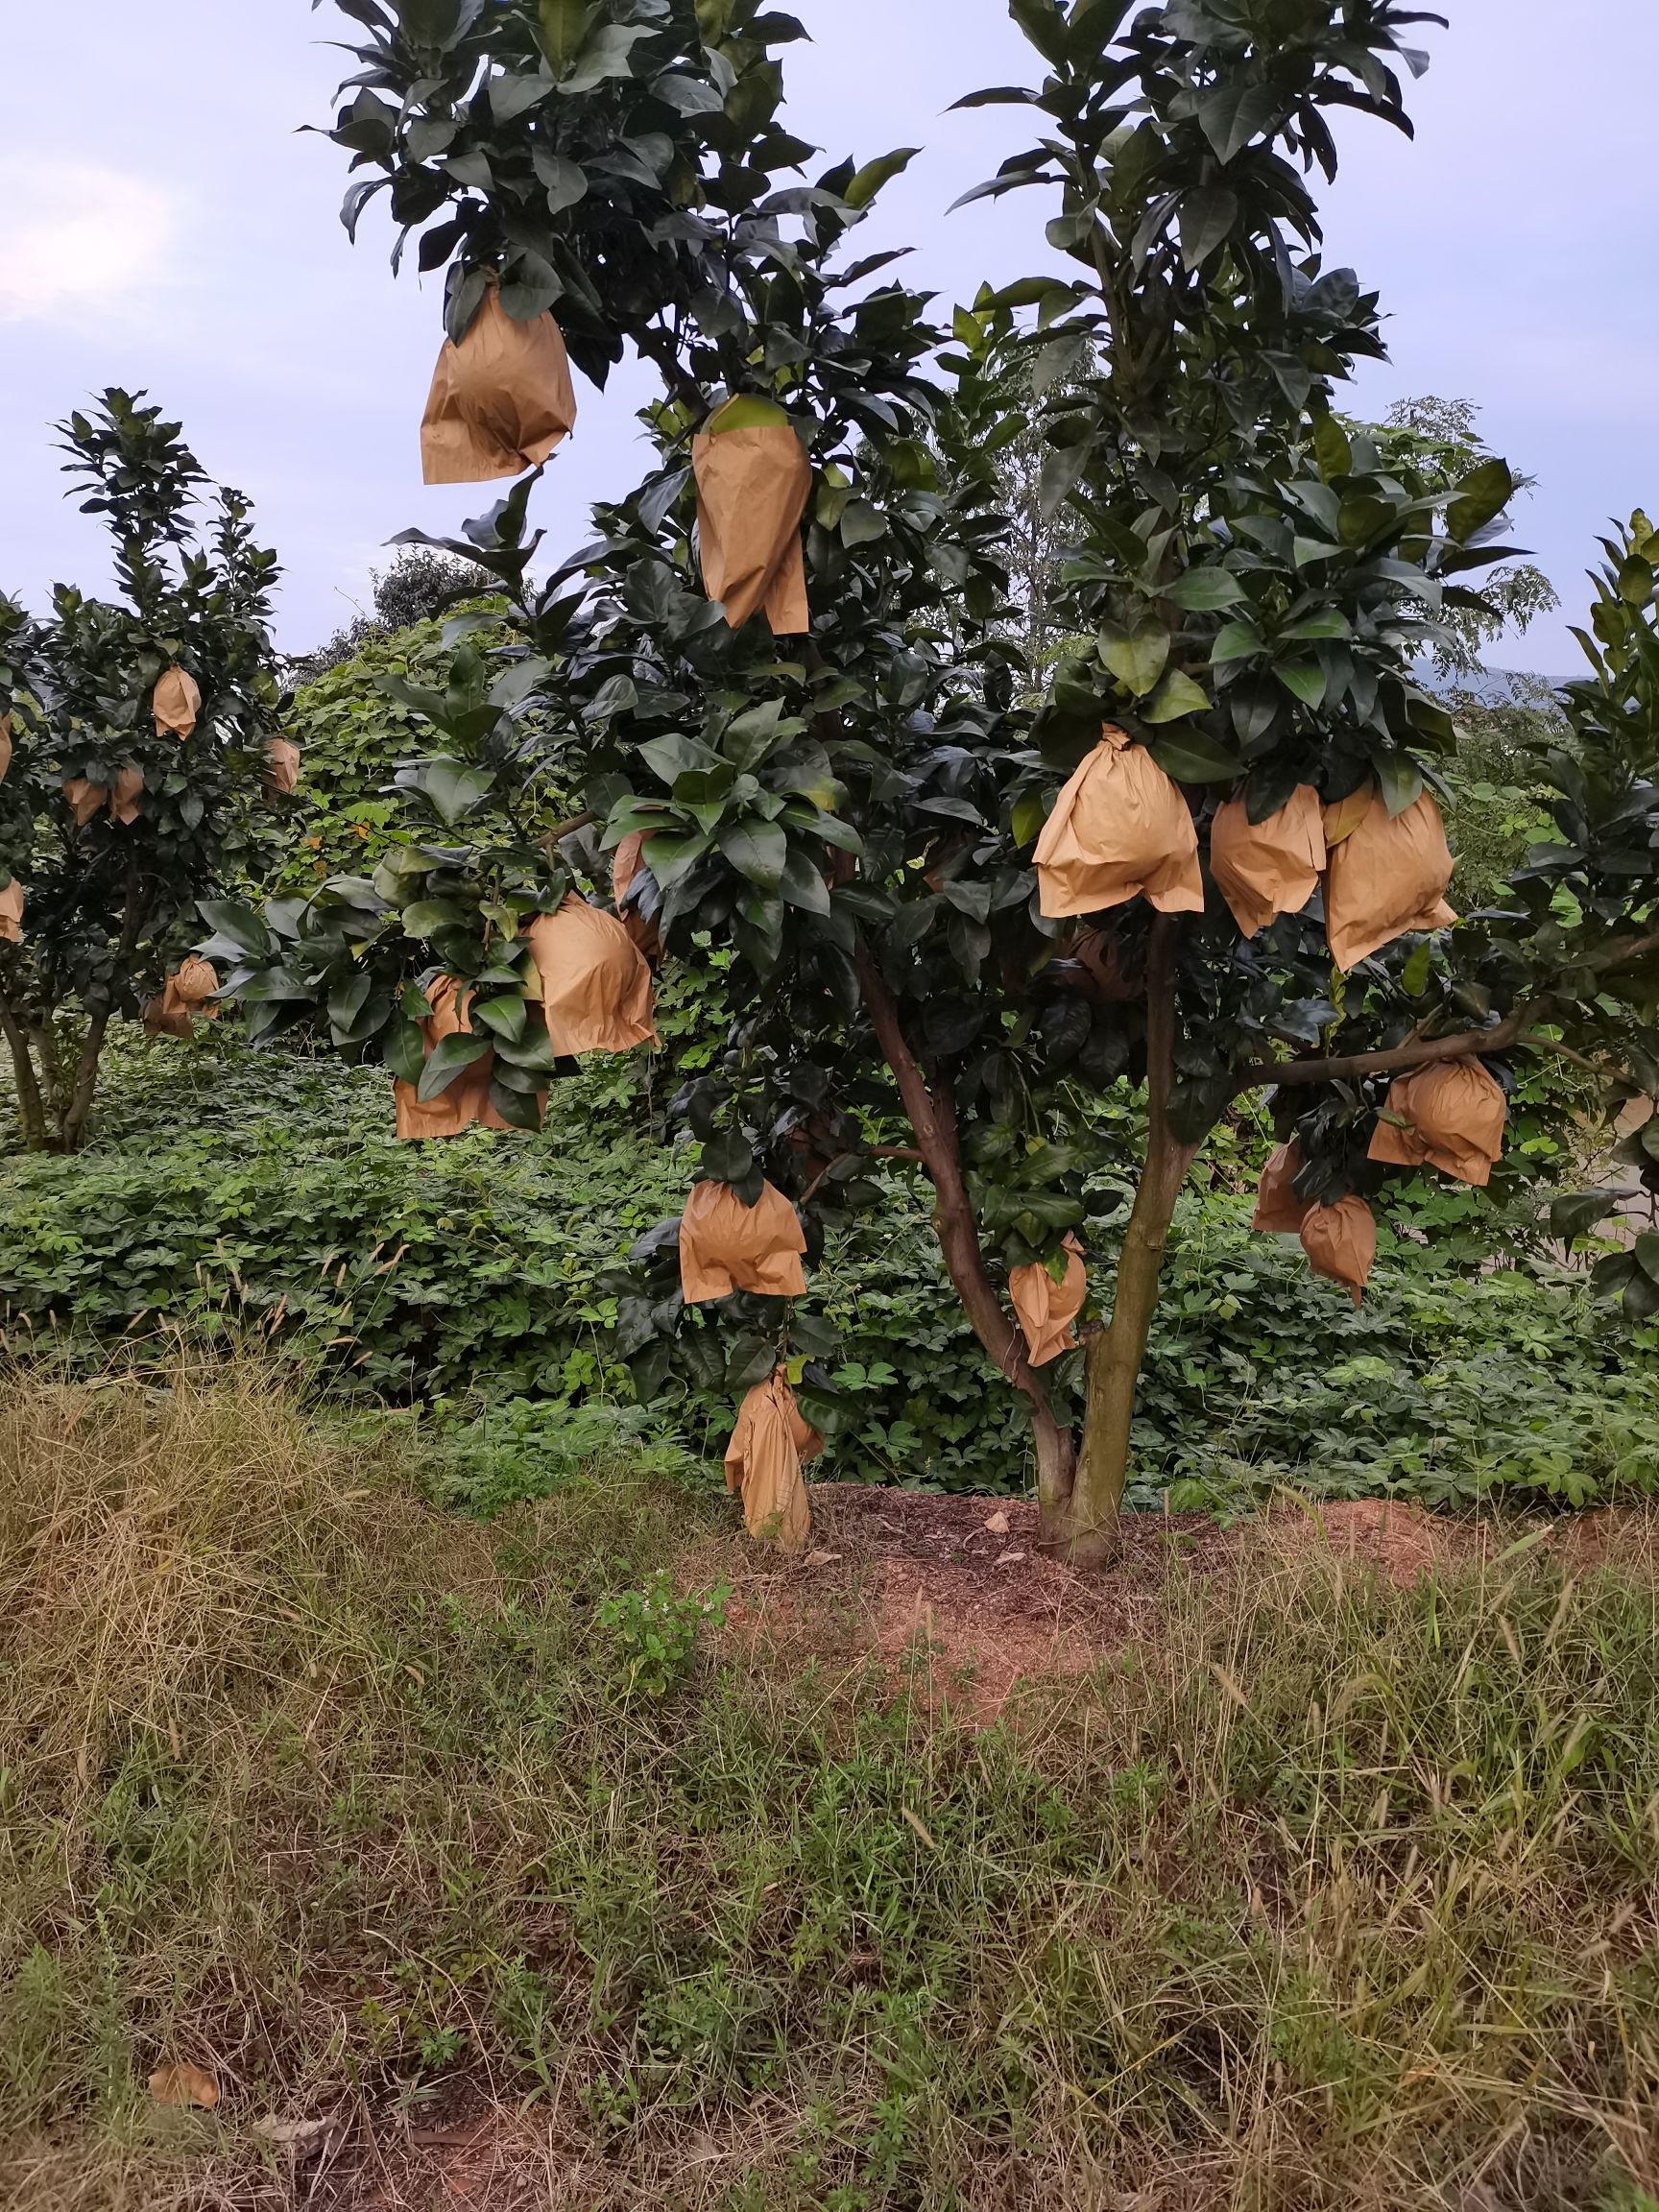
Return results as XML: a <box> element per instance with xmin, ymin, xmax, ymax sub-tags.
<box><xmin>265</xmin><ymin>738</ymin><xmax>301</xmax><ymax>797</ymax></box>
<box><xmin>0</xmin><ymin>878</ymin><xmax>22</xmax><ymax>944</ymax></box>
<box><xmin>421</xmin><ymin>282</ymin><xmax>578</xmax><ymax>485</ymax></box>
<box><xmin>725</xmin><ymin>1368</ymin><xmax>822</xmax><ymax>1555</ymax></box>
<box><xmin>1300</xmin><ymin>1195</ymin><xmax>1377</xmax><ymax>1307</ymax></box>
<box><xmin>64</xmin><ymin>767</ymin><xmax>144</xmax><ymax>829</ymax></box>
<box><xmin>1210</xmin><ymin>785</ymin><xmax>1326</xmax><ymax>938</ymax></box>
<box><xmin>153</xmin><ymin>667</ymin><xmax>201</xmax><ymax>740</ymax></box>
<box><xmin>692</xmin><ymin>397</ymin><xmax>812</xmax><ymax>636</ymax></box>
<box><xmin>1368</xmin><ymin>1058</ymin><xmax>1507</xmax><ymax>1187</ymax></box>
<box><xmin>524</xmin><ymin>894</ymin><xmax>658</xmax><ymax>1057</ymax></box>
<box><xmin>681</xmin><ymin>1179</ymin><xmax>808</xmax><ymax>1304</ymax></box>
<box><xmin>395</xmin><ymin>975</ymin><xmax>532</xmax><ymax>1142</ymax></box>
<box><xmin>1253</xmin><ymin>1140</ymin><xmax>1311</xmax><ymax>1234</ymax></box>
<box><xmin>1035</xmin><ymin>726</ymin><xmax>1204</xmax><ymax>920</ymax></box>
<box><xmin>1010</xmin><ymin>1235</ymin><xmax>1088</xmax><ymax>1367</ymax></box>
<box><xmin>1323</xmin><ymin>785</ymin><xmax>1457</xmax><ymax>971</ymax></box>
<box><xmin>144</xmin><ymin>958</ymin><xmax>221</xmax><ymax>1040</ymax></box>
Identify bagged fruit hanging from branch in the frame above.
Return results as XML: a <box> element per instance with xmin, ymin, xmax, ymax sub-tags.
<box><xmin>421</xmin><ymin>281</ymin><xmax>578</xmax><ymax>485</ymax></box>
<box><xmin>724</xmin><ymin>1368</ymin><xmax>822</xmax><ymax>1555</ymax></box>
<box><xmin>692</xmin><ymin>397</ymin><xmax>811</xmax><ymax>636</ymax></box>
<box><xmin>1210</xmin><ymin>786</ymin><xmax>1326</xmax><ymax>938</ymax></box>
<box><xmin>152</xmin><ymin>666</ymin><xmax>201</xmax><ymax>741</ymax></box>
<box><xmin>524</xmin><ymin>895</ymin><xmax>657</xmax><ymax>1057</ymax></box>
<box><xmin>265</xmin><ymin>737</ymin><xmax>301</xmax><ymax>798</ymax></box>
<box><xmin>681</xmin><ymin>1178</ymin><xmax>808</xmax><ymax>1303</ymax></box>
<box><xmin>1300</xmin><ymin>1195</ymin><xmax>1377</xmax><ymax>1307</ymax></box>
<box><xmin>144</xmin><ymin>958</ymin><xmax>221</xmax><ymax>1040</ymax></box>
<box><xmin>0</xmin><ymin>878</ymin><xmax>22</xmax><ymax>943</ymax></box>
<box><xmin>63</xmin><ymin>767</ymin><xmax>143</xmax><ymax>828</ymax></box>
<box><xmin>1252</xmin><ymin>1141</ymin><xmax>1311</xmax><ymax>1234</ymax></box>
<box><xmin>1323</xmin><ymin>786</ymin><xmax>1456</xmax><ymax>971</ymax></box>
<box><xmin>395</xmin><ymin>975</ymin><xmax>535</xmax><ymax>1142</ymax></box>
<box><xmin>1368</xmin><ymin>1058</ymin><xmax>1507</xmax><ymax>1187</ymax></box>
<box><xmin>1010</xmin><ymin>1235</ymin><xmax>1088</xmax><ymax>1367</ymax></box>
<box><xmin>1035</xmin><ymin>726</ymin><xmax>1203</xmax><ymax>920</ymax></box>
<box><xmin>612</xmin><ymin>832</ymin><xmax>662</xmax><ymax>963</ymax></box>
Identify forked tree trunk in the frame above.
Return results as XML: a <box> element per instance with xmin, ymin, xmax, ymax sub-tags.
<box><xmin>0</xmin><ymin>998</ymin><xmax>49</xmax><ymax>1152</ymax></box>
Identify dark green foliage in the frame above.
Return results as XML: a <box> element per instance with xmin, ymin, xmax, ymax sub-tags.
<box><xmin>1</xmin><ymin>1036</ymin><xmax>1652</xmax><ymax>1511</ymax></box>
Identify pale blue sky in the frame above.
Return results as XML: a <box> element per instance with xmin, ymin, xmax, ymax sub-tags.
<box><xmin>2</xmin><ymin>1</ymin><xmax>1654</xmax><ymax>678</ymax></box>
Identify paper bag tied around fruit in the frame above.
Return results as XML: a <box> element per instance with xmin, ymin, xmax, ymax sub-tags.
<box><xmin>1324</xmin><ymin>786</ymin><xmax>1457</xmax><ymax>971</ymax></box>
<box><xmin>725</xmin><ymin>1368</ymin><xmax>822</xmax><ymax>1556</ymax></box>
<box><xmin>265</xmin><ymin>737</ymin><xmax>301</xmax><ymax>798</ymax></box>
<box><xmin>0</xmin><ymin>878</ymin><xmax>22</xmax><ymax>944</ymax></box>
<box><xmin>63</xmin><ymin>768</ymin><xmax>144</xmax><ymax>829</ymax></box>
<box><xmin>1210</xmin><ymin>786</ymin><xmax>1326</xmax><ymax>938</ymax></box>
<box><xmin>144</xmin><ymin>958</ymin><xmax>221</xmax><ymax>1040</ymax></box>
<box><xmin>692</xmin><ymin>397</ymin><xmax>811</xmax><ymax>636</ymax></box>
<box><xmin>681</xmin><ymin>1178</ymin><xmax>808</xmax><ymax>1304</ymax></box>
<box><xmin>421</xmin><ymin>282</ymin><xmax>578</xmax><ymax>485</ymax></box>
<box><xmin>395</xmin><ymin>975</ymin><xmax>527</xmax><ymax>1142</ymax></box>
<box><xmin>524</xmin><ymin>894</ymin><xmax>658</xmax><ymax>1058</ymax></box>
<box><xmin>1300</xmin><ymin>1195</ymin><xmax>1376</xmax><ymax>1307</ymax></box>
<box><xmin>153</xmin><ymin>666</ymin><xmax>201</xmax><ymax>741</ymax></box>
<box><xmin>1368</xmin><ymin>1059</ymin><xmax>1507</xmax><ymax>1188</ymax></box>
<box><xmin>1036</xmin><ymin>726</ymin><xmax>1204</xmax><ymax>920</ymax></box>
<box><xmin>1253</xmin><ymin>1141</ymin><xmax>1310</xmax><ymax>1235</ymax></box>
<box><xmin>613</xmin><ymin>832</ymin><xmax>663</xmax><ymax>963</ymax></box>
<box><xmin>1011</xmin><ymin>1234</ymin><xmax>1087</xmax><ymax>1367</ymax></box>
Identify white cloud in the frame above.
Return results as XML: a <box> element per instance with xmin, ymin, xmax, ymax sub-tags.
<box><xmin>0</xmin><ymin>160</ymin><xmax>179</xmax><ymax>325</ymax></box>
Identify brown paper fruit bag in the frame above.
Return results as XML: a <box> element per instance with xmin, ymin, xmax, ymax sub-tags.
<box><xmin>62</xmin><ymin>768</ymin><xmax>143</xmax><ymax>828</ymax></box>
<box><xmin>692</xmin><ymin>397</ymin><xmax>811</xmax><ymax>636</ymax></box>
<box><xmin>681</xmin><ymin>1178</ymin><xmax>808</xmax><ymax>1303</ymax></box>
<box><xmin>1324</xmin><ymin>786</ymin><xmax>1457</xmax><ymax>971</ymax></box>
<box><xmin>395</xmin><ymin>975</ymin><xmax>524</xmax><ymax>1141</ymax></box>
<box><xmin>1011</xmin><ymin>1234</ymin><xmax>1088</xmax><ymax>1367</ymax></box>
<box><xmin>265</xmin><ymin>737</ymin><xmax>301</xmax><ymax>797</ymax></box>
<box><xmin>613</xmin><ymin>831</ymin><xmax>663</xmax><ymax>962</ymax></box>
<box><xmin>1210</xmin><ymin>785</ymin><xmax>1326</xmax><ymax>938</ymax></box>
<box><xmin>1253</xmin><ymin>1141</ymin><xmax>1310</xmax><ymax>1234</ymax></box>
<box><xmin>1300</xmin><ymin>1196</ymin><xmax>1377</xmax><ymax>1307</ymax></box>
<box><xmin>153</xmin><ymin>666</ymin><xmax>201</xmax><ymax>740</ymax></box>
<box><xmin>0</xmin><ymin>878</ymin><xmax>22</xmax><ymax>944</ymax></box>
<box><xmin>1035</xmin><ymin>726</ymin><xmax>1204</xmax><ymax>920</ymax></box>
<box><xmin>725</xmin><ymin>1368</ymin><xmax>822</xmax><ymax>1555</ymax></box>
<box><xmin>524</xmin><ymin>894</ymin><xmax>658</xmax><ymax>1057</ymax></box>
<box><xmin>1368</xmin><ymin>1059</ymin><xmax>1507</xmax><ymax>1188</ymax></box>
<box><xmin>421</xmin><ymin>283</ymin><xmax>578</xmax><ymax>485</ymax></box>
<box><xmin>144</xmin><ymin>958</ymin><xmax>221</xmax><ymax>1039</ymax></box>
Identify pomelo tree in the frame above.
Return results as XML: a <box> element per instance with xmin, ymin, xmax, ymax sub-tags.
<box><xmin>215</xmin><ymin>0</ymin><xmax>1659</xmax><ymax>1559</ymax></box>
<box><xmin>0</xmin><ymin>395</ymin><xmax>285</xmax><ymax>1153</ymax></box>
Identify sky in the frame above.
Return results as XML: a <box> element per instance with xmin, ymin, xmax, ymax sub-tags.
<box><xmin>1</xmin><ymin>0</ymin><xmax>1654</xmax><ymax>679</ymax></box>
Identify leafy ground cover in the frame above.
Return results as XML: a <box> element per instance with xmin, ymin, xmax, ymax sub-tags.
<box><xmin>2</xmin><ymin>1367</ymin><xmax>1656</xmax><ymax>2210</ymax></box>
<box><xmin>1</xmin><ymin>1032</ymin><xmax>1655</xmax><ymax>1515</ymax></box>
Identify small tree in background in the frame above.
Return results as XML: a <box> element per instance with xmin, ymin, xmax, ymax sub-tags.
<box><xmin>214</xmin><ymin>0</ymin><xmax>1659</xmax><ymax>1561</ymax></box>
<box><xmin>0</xmin><ymin>394</ymin><xmax>285</xmax><ymax>1152</ymax></box>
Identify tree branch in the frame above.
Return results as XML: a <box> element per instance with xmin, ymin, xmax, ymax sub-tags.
<box><xmin>1234</xmin><ymin>1008</ymin><xmax>1529</xmax><ymax>1094</ymax></box>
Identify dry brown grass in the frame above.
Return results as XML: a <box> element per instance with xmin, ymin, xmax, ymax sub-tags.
<box><xmin>2</xmin><ymin>1364</ymin><xmax>1658</xmax><ymax>2211</ymax></box>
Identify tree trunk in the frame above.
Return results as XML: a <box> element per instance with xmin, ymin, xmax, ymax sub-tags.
<box><xmin>0</xmin><ymin>996</ymin><xmax>49</xmax><ymax>1152</ymax></box>
<box><xmin>1063</xmin><ymin>914</ymin><xmax>1197</xmax><ymax>1563</ymax></box>
<box><xmin>854</xmin><ymin>941</ymin><xmax>1078</xmax><ymax>1532</ymax></box>
<box><xmin>58</xmin><ymin>1011</ymin><xmax>111</xmax><ymax>1154</ymax></box>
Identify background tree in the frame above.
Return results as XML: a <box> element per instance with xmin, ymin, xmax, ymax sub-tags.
<box><xmin>213</xmin><ymin>0</ymin><xmax>1659</xmax><ymax>1566</ymax></box>
<box><xmin>0</xmin><ymin>394</ymin><xmax>285</xmax><ymax>1153</ymax></box>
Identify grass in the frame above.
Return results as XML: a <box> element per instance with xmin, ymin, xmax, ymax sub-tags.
<box><xmin>2</xmin><ymin>1365</ymin><xmax>1658</xmax><ymax>2209</ymax></box>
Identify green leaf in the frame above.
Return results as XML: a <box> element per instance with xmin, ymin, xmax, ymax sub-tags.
<box><xmin>1312</xmin><ymin>414</ymin><xmax>1353</xmax><ymax>482</ymax></box>
<box><xmin>1377</xmin><ymin>751</ymin><xmax>1426</xmax><ymax>818</ymax></box>
<box><xmin>842</xmin><ymin>147</ymin><xmax>920</xmax><ymax>210</ymax></box>
<box><xmin>1166</xmin><ymin>568</ymin><xmax>1246</xmax><ymax>612</ymax></box>
<box><xmin>1146</xmin><ymin>727</ymin><xmax>1242</xmax><ymax>783</ymax></box>
<box><xmin>1445</xmin><ymin>457</ymin><xmax>1514</xmax><ymax>544</ymax></box>
<box><xmin>1551</xmin><ymin>1190</ymin><xmax>1622</xmax><ymax>1241</ymax></box>
<box><xmin>475</xmin><ymin>993</ymin><xmax>528</xmax><ymax>1043</ymax></box>
<box><xmin>1098</xmin><ymin>623</ymin><xmax>1169</xmax><ymax>697</ymax></box>
<box><xmin>1178</xmin><ymin>186</ymin><xmax>1237</xmax><ymax>272</ymax></box>
<box><xmin>384</xmin><ymin>1018</ymin><xmax>427</xmax><ymax>1086</ymax></box>
<box><xmin>720</xmin><ymin>819</ymin><xmax>788</xmax><ymax>891</ymax></box>
<box><xmin>1618</xmin><ymin>555</ymin><xmax>1655</xmax><ymax>609</ymax></box>
<box><xmin>1274</xmin><ymin>661</ymin><xmax>1327</xmax><ymax>709</ymax></box>
<box><xmin>419</xmin><ymin>760</ymin><xmax>495</xmax><ymax>826</ymax></box>
<box><xmin>779</xmin><ymin>848</ymin><xmax>832</xmax><ymax>916</ymax></box>
<box><xmin>1210</xmin><ymin>620</ymin><xmax>1263</xmax><ymax>665</ymax></box>
<box><xmin>1197</xmin><ymin>81</ymin><xmax>1284</xmax><ymax>165</ymax></box>
<box><xmin>196</xmin><ymin>902</ymin><xmax>271</xmax><ymax>958</ymax></box>
<box><xmin>1142</xmin><ymin>670</ymin><xmax>1213</xmax><ymax>723</ymax></box>
<box><xmin>840</xmin><ymin>502</ymin><xmax>888</xmax><ymax>548</ymax></box>
<box><xmin>417</xmin><ymin>1032</ymin><xmax>490</xmax><ymax>1103</ymax></box>
<box><xmin>638</xmin><ymin>733</ymin><xmax>723</xmax><ymax>787</ymax></box>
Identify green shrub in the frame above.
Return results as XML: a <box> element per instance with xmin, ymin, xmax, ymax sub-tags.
<box><xmin>2</xmin><ymin>1033</ymin><xmax>1655</xmax><ymax>1510</ymax></box>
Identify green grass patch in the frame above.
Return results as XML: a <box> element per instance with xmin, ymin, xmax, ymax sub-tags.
<box><xmin>2</xmin><ymin>1368</ymin><xmax>1657</xmax><ymax>2207</ymax></box>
